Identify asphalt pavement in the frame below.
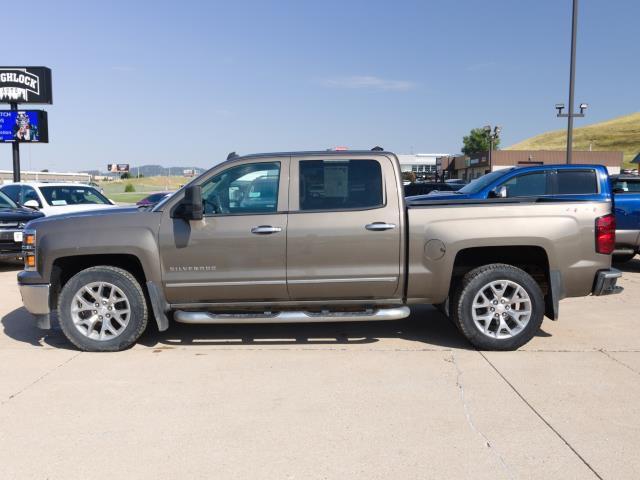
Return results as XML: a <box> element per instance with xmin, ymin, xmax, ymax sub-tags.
<box><xmin>1</xmin><ymin>259</ymin><xmax>639</xmax><ymax>479</ymax></box>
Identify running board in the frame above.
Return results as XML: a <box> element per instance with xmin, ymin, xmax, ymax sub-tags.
<box><xmin>173</xmin><ymin>306</ymin><xmax>411</xmax><ymax>324</ymax></box>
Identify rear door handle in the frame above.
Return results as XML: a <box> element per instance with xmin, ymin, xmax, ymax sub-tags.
<box><xmin>251</xmin><ymin>225</ymin><xmax>282</xmax><ymax>235</ymax></box>
<box><xmin>365</xmin><ymin>222</ymin><xmax>397</xmax><ymax>231</ymax></box>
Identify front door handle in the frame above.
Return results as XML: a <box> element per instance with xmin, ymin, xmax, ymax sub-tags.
<box><xmin>251</xmin><ymin>225</ymin><xmax>282</xmax><ymax>235</ymax></box>
<box><xmin>365</xmin><ymin>222</ymin><xmax>397</xmax><ymax>231</ymax></box>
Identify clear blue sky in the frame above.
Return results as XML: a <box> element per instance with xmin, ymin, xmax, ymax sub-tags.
<box><xmin>3</xmin><ymin>0</ymin><xmax>639</xmax><ymax>172</ymax></box>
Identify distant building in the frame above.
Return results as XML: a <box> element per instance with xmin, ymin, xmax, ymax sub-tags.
<box><xmin>0</xmin><ymin>170</ymin><xmax>91</xmax><ymax>184</ymax></box>
<box><xmin>397</xmin><ymin>153</ymin><xmax>450</xmax><ymax>179</ymax></box>
<box><xmin>437</xmin><ymin>150</ymin><xmax>623</xmax><ymax>181</ymax></box>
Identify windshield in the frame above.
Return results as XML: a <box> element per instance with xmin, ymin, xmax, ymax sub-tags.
<box><xmin>39</xmin><ymin>186</ymin><xmax>112</xmax><ymax>206</ymax></box>
<box><xmin>0</xmin><ymin>190</ymin><xmax>18</xmax><ymax>209</ymax></box>
<box><xmin>458</xmin><ymin>169</ymin><xmax>513</xmax><ymax>194</ymax></box>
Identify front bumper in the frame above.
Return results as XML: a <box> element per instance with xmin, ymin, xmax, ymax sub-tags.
<box><xmin>592</xmin><ymin>268</ymin><xmax>623</xmax><ymax>296</ymax></box>
<box><xmin>19</xmin><ymin>283</ymin><xmax>51</xmax><ymax>329</ymax></box>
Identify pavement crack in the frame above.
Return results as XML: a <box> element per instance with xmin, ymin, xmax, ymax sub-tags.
<box><xmin>450</xmin><ymin>351</ymin><xmax>514</xmax><ymax>480</ymax></box>
<box><xmin>478</xmin><ymin>351</ymin><xmax>604</xmax><ymax>480</ymax></box>
<box><xmin>1</xmin><ymin>352</ymin><xmax>82</xmax><ymax>406</ymax></box>
<box><xmin>600</xmin><ymin>349</ymin><xmax>640</xmax><ymax>376</ymax></box>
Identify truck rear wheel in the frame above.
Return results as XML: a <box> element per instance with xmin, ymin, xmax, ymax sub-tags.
<box><xmin>58</xmin><ymin>266</ymin><xmax>148</xmax><ymax>352</ymax></box>
<box><xmin>451</xmin><ymin>263</ymin><xmax>544</xmax><ymax>351</ymax></box>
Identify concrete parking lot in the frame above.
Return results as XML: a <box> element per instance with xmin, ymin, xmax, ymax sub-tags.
<box><xmin>1</xmin><ymin>260</ymin><xmax>639</xmax><ymax>479</ymax></box>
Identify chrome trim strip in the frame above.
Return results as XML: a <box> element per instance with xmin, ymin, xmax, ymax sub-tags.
<box><xmin>170</xmin><ymin>298</ymin><xmax>404</xmax><ymax>309</ymax></box>
<box><xmin>288</xmin><ymin>276</ymin><xmax>398</xmax><ymax>284</ymax></box>
<box><xmin>166</xmin><ymin>280</ymin><xmax>286</xmax><ymax>288</ymax></box>
<box><xmin>174</xmin><ymin>306</ymin><xmax>411</xmax><ymax>324</ymax></box>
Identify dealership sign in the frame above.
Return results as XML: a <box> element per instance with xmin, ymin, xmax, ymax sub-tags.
<box><xmin>0</xmin><ymin>67</ymin><xmax>52</xmax><ymax>104</ymax></box>
<box><xmin>108</xmin><ymin>164</ymin><xmax>130</xmax><ymax>173</ymax></box>
<box><xmin>0</xmin><ymin>110</ymin><xmax>49</xmax><ymax>143</ymax></box>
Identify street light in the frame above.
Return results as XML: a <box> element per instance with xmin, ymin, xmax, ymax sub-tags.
<box><xmin>555</xmin><ymin>0</ymin><xmax>587</xmax><ymax>164</ymax></box>
<box><xmin>484</xmin><ymin>125</ymin><xmax>502</xmax><ymax>171</ymax></box>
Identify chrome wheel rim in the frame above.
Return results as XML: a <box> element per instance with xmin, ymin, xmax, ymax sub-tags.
<box><xmin>70</xmin><ymin>282</ymin><xmax>131</xmax><ymax>341</ymax></box>
<box><xmin>471</xmin><ymin>279</ymin><xmax>532</xmax><ymax>339</ymax></box>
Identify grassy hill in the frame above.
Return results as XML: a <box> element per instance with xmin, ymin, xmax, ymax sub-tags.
<box><xmin>509</xmin><ymin>112</ymin><xmax>640</xmax><ymax>168</ymax></box>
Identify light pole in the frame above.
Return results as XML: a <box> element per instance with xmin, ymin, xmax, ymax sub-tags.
<box><xmin>555</xmin><ymin>0</ymin><xmax>587</xmax><ymax>164</ymax></box>
<box><xmin>483</xmin><ymin>125</ymin><xmax>502</xmax><ymax>172</ymax></box>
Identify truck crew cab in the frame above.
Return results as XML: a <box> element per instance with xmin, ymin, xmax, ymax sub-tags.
<box><xmin>18</xmin><ymin>150</ymin><xmax>622</xmax><ymax>352</ymax></box>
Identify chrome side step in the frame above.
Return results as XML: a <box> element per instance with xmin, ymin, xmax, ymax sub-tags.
<box><xmin>173</xmin><ymin>306</ymin><xmax>411</xmax><ymax>324</ymax></box>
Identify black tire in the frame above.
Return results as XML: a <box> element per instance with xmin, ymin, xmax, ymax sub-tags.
<box><xmin>613</xmin><ymin>253</ymin><xmax>636</xmax><ymax>264</ymax></box>
<box><xmin>58</xmin><ymin>266</ymin><xmax>148</xmax><ymax>352</ymax></box>
<box><xmin>451</xmin><ymin>263</ymin><xmax>544</xmax><ymax>351</ymax></box>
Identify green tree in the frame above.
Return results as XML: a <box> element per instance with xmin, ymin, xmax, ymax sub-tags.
<box><xmin>120</xmin><ymin>172</ymin><xmax>131</xmax><ymax>180</ymax></box>
<box><xmin>462</xmin><ymin>128</ymin><xmax>500</xmax><ymax>156</ymax></box>
<box><xmin>124</xmin><ymin>183</ymin><xmax>136</xmax><ymax>193</ymax></box>
<box><xmin>402</xmin><ymin>171</ymin><xmax>417</xmax><ymax>183</ymax></box>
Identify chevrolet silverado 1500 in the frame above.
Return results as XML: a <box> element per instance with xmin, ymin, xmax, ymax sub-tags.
<box><xmin>18</xmin><ymin>150</ymin><xmax>622</xmax><ymax>351</ymax></box>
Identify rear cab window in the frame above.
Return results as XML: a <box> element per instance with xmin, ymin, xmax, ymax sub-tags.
<box><xmin>556</xmin><ymin>169</ymin><xmax>598</xmax><ymax>194</ymax></box>
<box><xmin>298</xmin><ymin>159</ymin><xmax>384</xmax><ymax>211</ymax></box>
<box><xmin>613</xmin><ymin>178</ymin><xmax>640</xmax><ymax>193</ymax></box>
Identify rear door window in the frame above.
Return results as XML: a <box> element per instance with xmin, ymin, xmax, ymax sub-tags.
<box><xmin>556</xmin><ymin>170</ymin><xmax>598</xmax><ymax>194</ymax></box>
<box><xmin>298</xmin><ymin>160</ymin><xmax>383</xmax><ymax>211</ymax></box>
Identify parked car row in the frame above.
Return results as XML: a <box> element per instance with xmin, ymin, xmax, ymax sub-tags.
<box><xmin>0</xmin><ymin>190</ymin><xmax>43</xmax><ymax>261</ymax></box>
<box><xmin>0</xmin><ymin>182</ymin><xmax>117</xmax><ymax>216</ymax></box>
<box><xmin>611</xmin><ymin>174</ymin><xmax>640</xmax><ymax>262</ymax></box>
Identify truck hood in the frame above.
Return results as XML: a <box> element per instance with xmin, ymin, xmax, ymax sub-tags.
<box><xmin>26</xmin><ymin>206</ymin><xmax>145</xmax><ymax>228</ymax></box>
<box><xmin>0</xmin><ymin>207</ymin><xmax>44</xmax><ymax>223</ymax></box>
<box><xmin>44</xmin><ymin>204</ymin><xmax>120</xmax><ymax>216</ymax></box>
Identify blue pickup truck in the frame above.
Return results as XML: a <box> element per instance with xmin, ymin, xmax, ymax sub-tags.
<box><xmin>411</xmin><ymin>164</ymin><xmax>612</xmax><ymax>202</ymax></box>
<box><xmin>611</xmin><ymin>174</ymin><xmax>640</xmax><ymax>262</ymax></box>
<box><xmin>410</xmin><ymin>164</ymin><xmax>640</xmax><ymax>262</ymax></box>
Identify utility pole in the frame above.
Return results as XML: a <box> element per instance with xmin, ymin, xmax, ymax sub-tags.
<box><xmin>555</xmin><ymin>0</ymin><xmax>587</xmax><ymax>164</ymax></box>
<box><xmin>10</xmin><ymin>103</ymin><xmax>20</xmax><ymax>182</ymax></box>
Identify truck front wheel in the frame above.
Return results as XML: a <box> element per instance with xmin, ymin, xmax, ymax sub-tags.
<box><xmin>451</xmin><ymin>263</ymin><xmax>544</xmax><ymax>351</ymax></box>
<box><xmin>57</xmin><ymin>266</ymin><xmax>148</xmax><ymax>352</ymax></box>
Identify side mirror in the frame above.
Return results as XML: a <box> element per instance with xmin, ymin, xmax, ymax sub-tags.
<box><xmin>23</xmin><ymin>200</ymin><xmax>40</xmax><ymax>210</ymax></box>
<box><xmin>174</xmin><ymin>185</ymin><xmax>203</xmax><ymax>221</ymax></box>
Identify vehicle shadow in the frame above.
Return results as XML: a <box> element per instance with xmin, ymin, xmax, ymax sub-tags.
<box><xmin>138</xmin><ymin>305</ymin><xmax>473</xmax><ymax>350</ymax></box>
<box><xmin>2</xmin><ymin>304</ymin><xmax>474</xmax><ymax>350</ymax></box>
<box><xmin>616</xmin><ymin>257</ymin><xmax>640</xmax><ymax>273</ymax></box>
<box><xmin>0</xmin><ymin>261</ymin><xmax>23</xmax><ymax>272</ymax></box>
<box><xmin>1</xmin><ymin>309</ymin><xmax>75</xmax><ymax>350</ymax></box>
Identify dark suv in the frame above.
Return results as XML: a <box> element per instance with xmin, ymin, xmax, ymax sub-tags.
<box><xmin>0</xmin><ymin>190</ymin><xmax>43</xmax><ymax>261</ymax></box>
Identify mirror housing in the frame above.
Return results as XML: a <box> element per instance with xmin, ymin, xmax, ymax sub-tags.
<box><xmin>174</xmin><ymin>185</ymin><xmax>203</xmax><ymax>221</ymax></box>
<box><xmin>23</xmin><ymin>200</ymin><xmax>40</xmax><ymax>210</ymax></box>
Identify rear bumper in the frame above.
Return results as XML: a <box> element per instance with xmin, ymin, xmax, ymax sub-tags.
<box><xmin>592</xmin><ymin>268</ymin><xmax>623</xmax><ymax>296</ymax></box>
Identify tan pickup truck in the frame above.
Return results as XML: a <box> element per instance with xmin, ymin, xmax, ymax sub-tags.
<box><xmin>18</xmin><ymin>150</ymin><xmax>622</xmax><ymax>352</ymax></box>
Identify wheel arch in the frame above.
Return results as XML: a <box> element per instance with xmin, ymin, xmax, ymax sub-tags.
<box><xmin>451</xmin><ymin>245</ymin><xmax>558</xmax><ymax>320</ymax></box>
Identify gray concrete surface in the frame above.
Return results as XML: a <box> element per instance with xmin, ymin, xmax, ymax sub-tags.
<box><xmin>1</xmin><ymin>259</ymin><xmax>639</xmax><ymax>479</ymax></box>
